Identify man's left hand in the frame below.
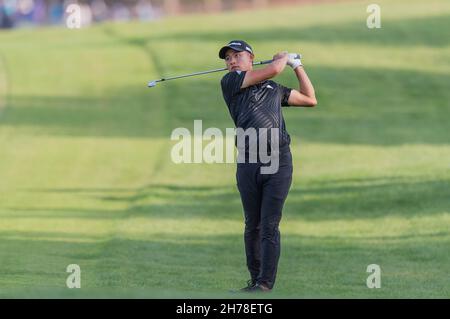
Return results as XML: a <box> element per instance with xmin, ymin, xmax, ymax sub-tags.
<box><xmin>287</xmin><ymin>53</ymin><xmax>303</xmax><ymax>69</ymax></box>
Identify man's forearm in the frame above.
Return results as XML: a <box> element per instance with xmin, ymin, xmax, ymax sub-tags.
<box><xmin>270</xmin><ymin>56</ymin><xmax>288</xmax><ymax>74</ymax></box>
<box><xmin>294</xmin><ymin>66</ymin><xmax>316</xmax><ymax>99</ymax></box>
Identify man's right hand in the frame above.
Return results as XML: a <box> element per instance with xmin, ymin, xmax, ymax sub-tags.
<box><xmin>240</xmin><ymin>51</ymin><xmax>288</xmax><ymax>89</ymax></box>
<box><xmin>272</xmin><ymin>51</ymin><xmax>289</xmax><ymax>62</ymax></box>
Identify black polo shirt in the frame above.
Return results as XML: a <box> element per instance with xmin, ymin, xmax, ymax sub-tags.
<box><xmin>220</xmin><ymin>70</ymin><xmax>292</xmax><ymax>153</ymax></box>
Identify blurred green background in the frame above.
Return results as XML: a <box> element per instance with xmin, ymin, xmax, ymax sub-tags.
<box><xmin>0</xmin><ymin>0</ymin><xmax>449</xmax><ymax>298</ymax></box>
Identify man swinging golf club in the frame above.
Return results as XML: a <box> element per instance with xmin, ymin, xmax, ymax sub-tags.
<box><xmin>219</xmin><ymin>40</ymin><xmax>317</xmax><ymax>292</ymax></box>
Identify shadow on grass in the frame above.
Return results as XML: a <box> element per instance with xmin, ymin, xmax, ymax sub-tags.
<box><xmin>0</xmin><ymin>230</ymin><xmax>448</xmax><ymax>298</ymax></box>
<box><xmin>0</xmin><ymin>92</ymin><xmax>174</xmax><ymax>138</ymax></box>
<box><xmin>0</xmin><ymin>53</ymin><xmax>10</xmax><ymax>117</ymax></box>
<box><xmin>287</xmin><ymin>176</ymin><xmax>450</xmax><ymax>221</ymax></box>
<box><xmin>10</xmin><ymin>176</ymin><xmax>450</xmax><ymax>221</ymax></box>
<box><xmin>1</xmin><ymin>64</ymin><xmax>449</xmax><ymax>145</ymax></box>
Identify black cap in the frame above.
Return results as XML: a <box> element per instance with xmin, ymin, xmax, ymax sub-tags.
<box><xmin>219</xmin><ymin>40</ymin><xmax>254</xmax><ymax>59</ymax></box>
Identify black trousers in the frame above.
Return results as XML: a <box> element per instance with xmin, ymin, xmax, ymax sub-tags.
<box><xmin>236</xmin><ymin>147</ymin><xmax>293</xmax><ymax>289</ymax></box>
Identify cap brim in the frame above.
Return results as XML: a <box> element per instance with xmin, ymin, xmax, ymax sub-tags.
<box><xmin>219</xmin><ymin>45</ymin><xmax>245</xmax><ymax>59</ymax></box>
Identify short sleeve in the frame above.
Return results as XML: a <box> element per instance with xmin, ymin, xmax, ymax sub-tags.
<box><xmin>221</xmin><ymin>71</ymin><xmax>247</xmax><ymax>104</ymax></box>
<box><xmin>279</xmin><ymin>84</ymin><xmax>293</xmax><ymax>107</ymax></box>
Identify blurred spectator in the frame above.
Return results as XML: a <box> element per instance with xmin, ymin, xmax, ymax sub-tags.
<box><xmin>33</xmin><ymin>0</ymin><xmax>47</xmax><ymax>25</ymax></box>
<box><xmin>80</xmin><ymin>2</ymin><xmax>92</xmax><ymax>26</ymax></box>
<box><xmin>111</xmin><ymin>1</ymin><xmax>130</xmax><ymax>21</ymax></box>
<box><xmin>91</xmin><ymin>0</ymin><xmax>108</xmax><ymax>22</ymax></box>
<box><xmin>16</xmin><ymin>0</ymin><xmax>36</xmax><ymax>26</ymax></box>
<box><xmin>49</xmin><ymin>0</ymin><xmax>64</xmax><ymax>24</ymax></box>
<box><xmin>135</xmin><ymin>0</ymin><xmax>156</xmax><ymax>21</ymax></box>
<box><xmin>0</xmin><ymin>0</ymin><xmax>15</xmax><ymax>28</ymax></box>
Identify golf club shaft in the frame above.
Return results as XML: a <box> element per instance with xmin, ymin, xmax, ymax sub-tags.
<box><xmin>153</xmin><ymin>59</ymin><xmax>273</xmax><ymax>84</ymax></box>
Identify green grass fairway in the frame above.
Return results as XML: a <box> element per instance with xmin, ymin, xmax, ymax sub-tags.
<box><xmin>0</xmin><ymin>0</ymin><xmax>449</xmax><ymax>298</ymax></box>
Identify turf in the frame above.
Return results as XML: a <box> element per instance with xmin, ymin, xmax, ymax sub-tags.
<box><xmin>0</xmin><ymin>0</ymin><xmax>449</xmax><ymax>298</ymax></box>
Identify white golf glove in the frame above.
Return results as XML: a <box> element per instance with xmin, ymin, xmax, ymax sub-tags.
<box><xmin>287</xmin><ymin>53</ymin><xmax>303</xmax><ymax>69</ymax></box>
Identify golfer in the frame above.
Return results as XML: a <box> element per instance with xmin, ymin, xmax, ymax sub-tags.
<box><xmin>219</xmin><ymin>40</ymin><xmax>317</xmax><ymax>292</ymax></box>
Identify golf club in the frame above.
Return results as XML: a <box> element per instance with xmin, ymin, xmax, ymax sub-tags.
<box><xmin>147</xmin><ymin>56</ymin><xmax>300</xmax><ymax>88</ymax></box>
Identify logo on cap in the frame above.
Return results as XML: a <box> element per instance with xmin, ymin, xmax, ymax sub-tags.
<box><xmin>219</xmin><ymin>40</ymin><xmax>254</xmax><ymax>59</ymax></box>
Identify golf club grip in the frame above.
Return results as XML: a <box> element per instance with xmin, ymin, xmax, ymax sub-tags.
<box><xmin>254</xmin><ymin>60</ymin><xmax>273</xmax><ymax>65</ymax></box>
